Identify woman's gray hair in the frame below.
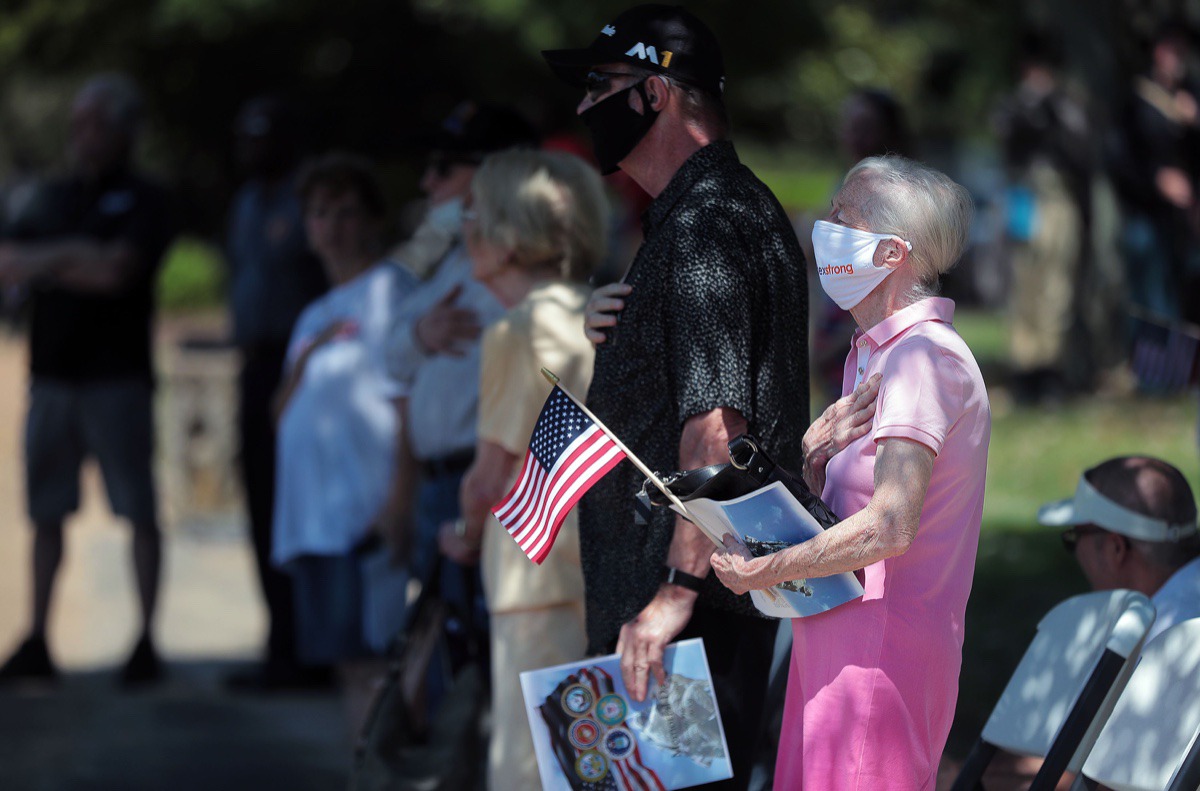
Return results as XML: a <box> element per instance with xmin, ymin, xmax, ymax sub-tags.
<box><xmin>843</xmin><ymin>155</ymin><xmax>973</xmax><ymax>304</ymax></box>
<box><xmin>471</xmin><ymin>149</ymin><xmax>609</xmax><ymax>281</ymax></box>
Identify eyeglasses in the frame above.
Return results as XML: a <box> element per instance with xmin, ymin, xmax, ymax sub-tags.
<box><xmin>1060</xmin><ymin>524</ymin><xmax>1107</xmax><ymax>553</ymax></box>
<box><xmin>584</xmin><ymin>70</ymin><xmax>640</xmax><ymax>102</ymax></box>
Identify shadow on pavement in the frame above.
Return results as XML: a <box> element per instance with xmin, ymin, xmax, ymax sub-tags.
<box><xmin>0</xmin><ymin>659</ymin><xmax>348</xmax><ymax>791</ymax></box>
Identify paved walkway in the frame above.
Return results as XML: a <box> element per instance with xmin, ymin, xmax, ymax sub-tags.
<box><xmin>0</xmin><ymin>331</ymin><xmax>349</xmax><ymax>790</ymax></box>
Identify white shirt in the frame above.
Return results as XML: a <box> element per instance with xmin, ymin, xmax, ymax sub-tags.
<box><xmin>1148</xmin><ymin>555</ymin><xmax>1200</xmax><ymax>643</ymax></box>
<box><xmin>386</xmin><ymin>244</ymin><xmax>504</xmax><ymax>461</ymax></box>
<box><xmin>272</xmin><ymin>261</ymin><xmax>417</xmax><ymax>566</ymax></box>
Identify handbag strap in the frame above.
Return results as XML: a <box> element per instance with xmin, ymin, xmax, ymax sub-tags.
<box><xmin>728</xmin><ymin>434</ymin><xmax>777</xmax><ymax>484</ymax></box>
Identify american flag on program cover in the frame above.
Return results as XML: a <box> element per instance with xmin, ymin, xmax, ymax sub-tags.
<box><xmin>572</xmin><ymin>667</ymin><xmax>666</xmax><ymax>791</ymax></box>
<box><xmin>492</xmin><ymin>386</ymin><xmax>626</xmax><ymax>565</ymax></box>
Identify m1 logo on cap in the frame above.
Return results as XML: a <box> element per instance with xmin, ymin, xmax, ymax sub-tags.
<box><xmin>601</xmin><ymin>24</ymin><xmax>616</xmax><ymax>36</ymax></box>
<box><xmin>626</xmin><ymin>42</ymin><xmax>664</xmax><ymax>64</ymax></box>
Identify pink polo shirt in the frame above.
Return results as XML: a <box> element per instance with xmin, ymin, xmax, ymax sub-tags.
<box><xmin>776</xmin><ymin>297</ymin><xmax>991</xmax><ymax>790</ymax></box>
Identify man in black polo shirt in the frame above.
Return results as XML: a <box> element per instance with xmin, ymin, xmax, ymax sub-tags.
<box><xmin>544</xmin><ymin>6</ymin><xmax>809</xmax><ymax>787</ymax></box>
<box><xmin>0</xmin><ymin>73</ymin><xmax>174</xmax><ymax>685</ymax></box>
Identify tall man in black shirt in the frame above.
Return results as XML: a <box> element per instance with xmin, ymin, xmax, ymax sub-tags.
<box><xmin>544</xmin><ymin>6</ymin><xmax>809</xmax><ymax>787</ymax></box>
<box><xmin>0</xmin><ymin>74</ymin><xmax>174</xmax><ymax>685</ymax></box>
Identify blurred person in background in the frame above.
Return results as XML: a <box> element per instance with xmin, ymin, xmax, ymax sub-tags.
<box><xmin>225</xmin><ymin>96</ymin><xmax>329</xmax><ymax>692</ymax></box>
<box><xmin>270</xmin><ymin>153</ymin><xmax>417</xmax><ymax>730</ymax></box>
<box><xmin>0</xmin><ymin>73</ymin><xmax>175</xmax><ymax>686</ymax></box>
<box><xmin>840</xmin><ymin>88</ymin><xmax>913</xmax><ymax>166</ymax></box>
<box><xmin>377</xmin><ymin>103</ymin><xmax>538</xmax><ymax>617</ymax></box>
<box><xmin>1110</xmin><ymin>21</ymin><xmax>1200</xmax><ymax>325</ymax></box>
<box><xmin>437</xmin><ymin>148</ymin><xmax>608</xmax><ymax>791</ymax></box>
<box><xmin>994</xmin><ymin>32</ymin><xmax>1093</xmax><ymax>403</ymax></box>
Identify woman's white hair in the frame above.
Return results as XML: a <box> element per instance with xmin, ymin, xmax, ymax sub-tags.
<box><xmin>471</xmin><ymin>149</ymin><xmax>609</xmax><ymax>282</ymax></box>
<box><xmin>843</xmin><ymin>155</ymin><xmax>973</xmax><ymax>304</ymax></box>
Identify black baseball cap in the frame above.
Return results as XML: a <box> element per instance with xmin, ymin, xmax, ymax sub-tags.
<box><xmin>425</xmin><ymin>101</ymin><xmax>539</xmax><ymax>162</ymax></box>
<box><xmin>542</xmin><ymin>4</ymin><xmax>725</xmax><ymax>97</ymax></box>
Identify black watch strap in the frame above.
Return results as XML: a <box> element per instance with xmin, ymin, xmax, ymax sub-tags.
<box><xmin>662</xmin><ymin>566</ymin><xmax>706</xmax><ymax>593</ymax></box>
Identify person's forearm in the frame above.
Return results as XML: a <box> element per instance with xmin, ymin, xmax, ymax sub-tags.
<box><xmin>10</xmin><ymin>239</ymin><xmax>135</xmax><ymax>292</ymax></box>
<box><xmin>755</xmin><ymin>501</ymin><xmax>912</xmax><ymax>587</ymax></box>
<box><xmin>755</xmin><ymin>437</ymin><xmax>931</xmax><ymax>587</ymax></box>
<box><xmin>392</xmin><ymin>411</ymin><xmax>420</xmax><ymax>512</ymax></box>
<box><xmin>458</xmin><ymin>441</ymin><xmax>517</xmax><ymax>535</ymax></box>
<box><xmin>666</xmin><ymin>407</ymin><xmax>749</xmax><ymax>577</ymax></box>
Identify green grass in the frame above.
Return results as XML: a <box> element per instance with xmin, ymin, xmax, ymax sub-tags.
<box><xmin>953</xmin><ymin>308</ymin><xmax>1009</xmax><ymax>368</ymax></box>
<box><xmin>157</xmin><ymin>237</ymin><xmax>227</xmax><ymax>312</ymax></box>
<box><xmin>737</xmin><ymin>145</ymin><xmax>842</xmax><ymax>211</ymax></box>
<box><xmin>940</xmin><ymin>309</ymin><xmax>1200</xmax><ymax>756</ymax></box>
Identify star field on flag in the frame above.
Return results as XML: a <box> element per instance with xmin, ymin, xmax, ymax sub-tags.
<box><xmin>492</xmin><ymin>386</ymin><xmax>626</xmax><ymax>564</ymax></box>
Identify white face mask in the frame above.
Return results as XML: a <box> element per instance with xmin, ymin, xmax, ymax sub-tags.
<box><xmin>425</xmin><ymin>196</ymin><xmax>464</xmax><ymax>234</ymax></box>
<box><xmin>811</xmin><ymin>220</ymin><xmax>912</xmax><ymax>310</ymax></box>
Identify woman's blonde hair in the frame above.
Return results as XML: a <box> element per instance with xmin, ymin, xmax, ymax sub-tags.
<box><xmin>471</xmin><ymin>149</ymin><xmax>609</xmax><ymax>281</ymax></box>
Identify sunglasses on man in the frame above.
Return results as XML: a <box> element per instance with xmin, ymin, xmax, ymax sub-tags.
<box><xmin>583</xmin><ymin>70</ymin><xmax>642</xmax><ymax>102</ymax></box>
<box><xmin>1060</xmin><ymin>524</ymin><xmax>1110</xmax><ymax>553</ymax></box>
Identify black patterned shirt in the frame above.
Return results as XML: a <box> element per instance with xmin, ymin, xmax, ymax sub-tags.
<box><xmin>579</xmin><ymin>140</ymin><xmax>810</xmax><ymax>653</ymax></box>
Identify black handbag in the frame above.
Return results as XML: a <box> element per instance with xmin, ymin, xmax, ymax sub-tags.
<box><xmin>350</xmin><ymin>559</ymin><xmax>488</xmax><ymax>791</ymax></box>
<box><xmin>637</xmin><ymin>434</ymin><xmax>840</xmax><ymax>530</ymax></box>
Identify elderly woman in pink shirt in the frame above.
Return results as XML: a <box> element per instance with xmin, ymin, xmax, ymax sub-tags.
<box><xmin>712</xmin><ymin>156</ymin><xmax>991</xmax><ymax>790</ymax></box>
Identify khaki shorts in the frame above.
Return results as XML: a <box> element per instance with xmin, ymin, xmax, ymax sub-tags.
<box><xmin>24</xmin><ymin>378</ymin><xmax>157</xmax><ymax>527</ymax></box>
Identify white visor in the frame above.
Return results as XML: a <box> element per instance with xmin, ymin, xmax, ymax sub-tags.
<box><xmin>1037</xmin><ymin>476</ymin><xmax>1198</xmax><ymax>543</ymax></box>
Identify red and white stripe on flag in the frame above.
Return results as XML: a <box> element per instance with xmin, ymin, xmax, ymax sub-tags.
<box><xmin>492</xmin><ymin>386</ymin><xmax>626</xmax><ymax>564</ymax></box>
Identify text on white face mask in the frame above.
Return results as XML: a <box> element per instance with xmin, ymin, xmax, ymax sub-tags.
<box><xmin>811</xmin><ymin>220</ymin><xmax>911</xmax><ymax>311</ymax></box>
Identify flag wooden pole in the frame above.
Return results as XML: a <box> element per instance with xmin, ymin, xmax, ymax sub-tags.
<box><xmin>541</xmin><ymin>368</ymin><xmax>784</xmax><ymax>605</ymax></box>
<box><xmin>541</xmin><ymin>368</ymin><xmax>701</xmax><ymax>524</ymax></box>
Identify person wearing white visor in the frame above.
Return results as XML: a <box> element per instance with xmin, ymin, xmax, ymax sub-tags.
<box><xmin>1039</xmin><ymin>456</ymin><xmax>1200</xmax><ymax>642</ymax></box>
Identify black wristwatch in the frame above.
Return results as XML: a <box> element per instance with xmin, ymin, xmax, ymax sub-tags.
<box><xmin>662</xmin><ymin>566</ymin><xmax>706</xmax><ymax>593</ymax></box>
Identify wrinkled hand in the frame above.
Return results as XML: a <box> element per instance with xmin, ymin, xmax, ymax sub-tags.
<box><xmin>584</xmin><ymin>282</ymin><xmax>632</xmax><ymax>345</ymax></box>
<box><xmin>711</xmin><ymin>534</ymin><xmax>770</xmax><ymax>596</ymax></box>
<box><xmin>437</xmin><ymin>519</ymin><xmax>481</xmax><ymax>566</ymax></box>
<box><xmin>415</xmin><ymin>284</ymin><xmax>481</xmax><ymax>356</ymax></box>
<box><xmin>616</xmin><ymin>585</ymin><xmax>694</xmax><ymax>702</ymax></box>
<box><xmin>802</xmin><ymin>373</ymin><xmax>881</xmax><ymax>493</ymax></box>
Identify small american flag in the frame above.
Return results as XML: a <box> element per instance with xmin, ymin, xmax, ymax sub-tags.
<box><xmin>492</xmin><ymin>386</ymin><xmax>626</xmax><ymax>564</ymax></box>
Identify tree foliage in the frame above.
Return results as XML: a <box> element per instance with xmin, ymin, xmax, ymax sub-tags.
<box><xmin>0</xmin><ymin>0</ymin><xmax>1186</xmax><ymax>233</ymax></box>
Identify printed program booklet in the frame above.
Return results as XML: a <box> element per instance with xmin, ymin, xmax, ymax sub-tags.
<box><xmin>672</xmin><ymin>481</ymin><xmax>864</xmax><ymax>619</ymax></box>
<box><xmin>520</xmin><ymin>638</ymin><xmax>732</xmax><ymax>790</ymax></box>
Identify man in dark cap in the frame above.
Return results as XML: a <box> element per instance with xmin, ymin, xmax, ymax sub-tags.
<box><xmin>544</xmin><ymin>7</ymin><xmax>809</xmax><ymax>786</ymax></box>
<box><xmin>225</xmin><ymin>95</ymin><xmax>329</xmax><ymax>691</ymax></box>
<box><xmin>0</xmin><ymin>73</ymin><xmax>174</xmax><ymax>686</ymax></box>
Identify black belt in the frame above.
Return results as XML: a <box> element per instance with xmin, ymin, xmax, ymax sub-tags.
<box><xmin>420</xmin><ymin>450</ymin><xmax>475</xmax><ymax>478</ymax></box>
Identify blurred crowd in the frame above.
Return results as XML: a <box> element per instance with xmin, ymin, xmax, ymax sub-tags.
<box><xmin>0</xmin><ymin>7</ymin><xmax>1195</xmax><ymax>791</ymax></box>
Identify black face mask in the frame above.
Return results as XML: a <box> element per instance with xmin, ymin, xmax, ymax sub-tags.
<box><xmin>580</xmin><ymin>80</ymin><xmax>660</xmax><ymax>176</ymax></box>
